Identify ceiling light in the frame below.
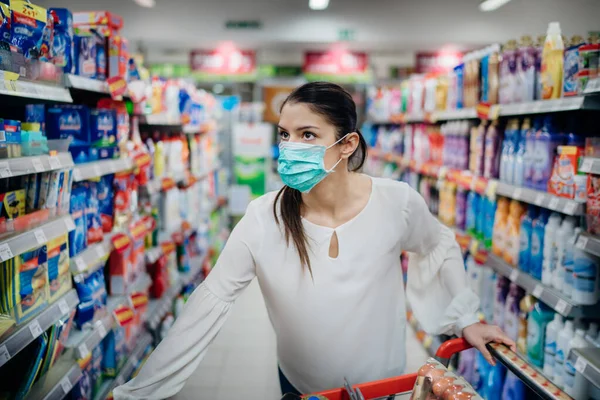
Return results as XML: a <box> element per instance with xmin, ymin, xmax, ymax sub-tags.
<box><xmin>309</xmin><ymin>0</ymin><xmax>329</xmax><ymax>11</ymax></box>
<box><xmin>479</xmin><ymin>0</ymin><xmax>511</xmax><ymax>12</ymax></box>
<box><xmin>133</xmin><ymin>0</ymin><xmax>155</xmax><ymax>8</ymax></box>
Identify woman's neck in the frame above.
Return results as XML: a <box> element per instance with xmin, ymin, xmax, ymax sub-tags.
<box><xmin>302</xmin><ymin>168</ymin><xmax>355</xmax><ymax>216</ymax></box>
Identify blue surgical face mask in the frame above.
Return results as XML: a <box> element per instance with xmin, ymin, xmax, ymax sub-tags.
<box><xmin>277</xmin><ymin>134</ymin><xmax>349</xmax><ymax>193</ymax></box>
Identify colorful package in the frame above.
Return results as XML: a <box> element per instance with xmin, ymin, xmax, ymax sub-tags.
<box><xmin>10</xmin><ymin>1</ymin><xmax>47</xmax><ymax>58</ymax></box>
<box><xmin>98</xmin><ymin>174</ymin><xmax>114</xmax><ymax>233</ymax></box>
<box><xmin>113</xmin><ymin>172</ymin><xmax>131</xmax><ymax>229</ymax></box>
<box><xmin>563</xmin><ymin>37</ymin><xmax>585</xmax><ymax>97</ymax></box>
<box><xmin>108</xmin><ymin>232</ymin><xmax>132</xmax><ymax>295</ymax></box>
<box><xmin>43</xmin><ymin>234</ymin><xmax>71</xmax><ymax>302</ymax></box>
<box><xmin>90</xmin><ymin>108</ymin><xmax>116</xmax><ymax>148</ymax></box>
<box><xmin>102</xmin><ymin>325</ymin><xmax>126</xmax><ymax>378</ymax></box>
<box><xmin>0</xmin><ymin>0</ymin><xmax>10</xmax><ymax>43</ymax></box>
<box><xmin>548</xmin><ymin>146</ymin><xmax>581</xmax><ymax>199</ymax></box>
<box><xmin>93</xmin><ymin>30</ymin><xmax>106</xmax><ymax>80</ymax></box>
<box><xmin>73</xmin><ymin>269</ymin><xmax>107</xmax><ymax>328</ymax></box>
<box><xmin>0</xmin><ymin>188</ymin><xmax>26</xmax><ymax>222</ymax></box>
<box><xmin>91</xmin><ymin>344</ymin><xmax>103</xmax><ymax>397</ymax></box>
<box><xmin>74</xmin><ymin>33</ymin><xmax>96</xmax><ymax>78</ymax></box>
<box><xmin>587</xmin><ymin>174</ymin><xmax>600</xmax><ymax>235</ymax></box>
<box><xmin>39</xmin><ymin>8</ymin><xmax>55</xmax><ymax>62</ymax></box>
<box><xmin>97</xmin><ymin>145</ymin><xmax>120</xmax><ymax>160</ymax></box>
<box><xmin>70</xmin><ymin>144</ymin><xmax>99</xmax><ymax>164</ymax></box>
<box><xmin>45</xmin><ymin>105</ymin><xmax>91</xmax><ymax>145</ymax></box>
<box><xmin>71</xmin><ymin>361</ymin><xmax>92</xmax><ymax>399</ymax></box>
<box><xmin>26</xmin><ymin>173</ymin><xmax>41</xmax><ymax>213</ymax></box>
<box><xmin>85</xmin><ymin>181</ymin><xmax>103</xmax><ymax>244</ymax></box>
<box><xmin>69</xmin><ymin>185</ymin><xmax>87</xmax><ymax>257</ymax></box>
<box><xmin>49</xmin><ymin>8</ymin><xmax>73</xmax><ymax>73</ymax></box>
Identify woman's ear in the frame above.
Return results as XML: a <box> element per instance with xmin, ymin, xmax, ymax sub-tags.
<box><xmin>340</xmin><ymin>132</ymin><xmax>360</xmax><ymax>159</ymax></box>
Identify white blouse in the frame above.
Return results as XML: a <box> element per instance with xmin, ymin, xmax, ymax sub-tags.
<box><xmin>113</xmin><ymin>177</ymin><xmax>480</xmax><ymax>399</ymax></box>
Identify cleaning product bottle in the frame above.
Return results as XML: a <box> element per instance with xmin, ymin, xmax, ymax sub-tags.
<box><xmin>562</xmin><ymin>227</ymin><xmax>581</xmax><ymax>299</ymax></box>
<box><xmin>554</xmin><ymin>318</ymin><xmax>575</xmax><ymax>388</ymax></box>
<box><xmin>485</xmin><ymin>363</ymin><xmax>507</xmax><ymax>400</ymax></box>
<box><xmin>475</xmin><ymin>193</ymin><xmax>486</xmax><ymax>241</ymax></box>
<box><xmin>514</xmin><ymin>120</ymin><xmax>527</xmax><ymax>187</ymax></box>
<box><xmin>499</xmin><ymin>40</ymin><xmax>517</xmax><ymax>105</ymax></box>
<box><xmin>484</xmin><ymin>120</ymin><xmax>500</xmax><ymax>179</ymax></box>
<box><xmin>553</xmin><ymin>216</ymin><xmax>577</xmax><ymax>292</ymax></box>
<box><xmin>527</xmin><ymin>301</ymin><xmax>555</xmax><ymax>367</ymax></box>
<box><xmin>541</xmin><ymin>22</ymin><xmax>565</xmax><ymax>99</ymax></box>
<box><xmin>524</xmin><ymin>117</ymin><xmax>541</xmax><ymax>189</ymax></box>
<box><xmin>573</xmin><ymin>245</ymin><xmax>600</xmax><ymax>305</ymax></box>
<box><xmin>504</xmin><ymin>200</ymin><xmax>526</xmax><ymax>266</ymax></box>
<box><xmin>504</xmin><ymin>283</ymin><xmax>525</xmax><ymax>343</ymax></box>
<box><xmin>466</xmin><ymin>189</ymin><xmax>479</xmax><ymax>236</ymax></box>
<box><xmin>543</xmin><ymin>313</ymin><xmax>563</xmax><ymax>379</ymax></box>
<box><xmin>542</xmin><ymin>212</ymin><xmax>563</xmax><ymax>286</ymax></box>
<box><xmin>517</xmin><ymin>36</ymin><xmax>537</xmax><ymax>103</ymax></box>
<box><xmin>503</xmin><ymin>119</ymin><xmax>518</xmax><ymax>184</ymax></box>
<box><xmin>530</xmin><ymin>209</ymin><xmax>550</xmax><ymax>280</ymax></box>
<box><xmin>587</xmin><ymin>322</ymin><xmax>599</xmax><ymax>343</ymax></box>
<box><xmin>493</xmin><ymin>276</ymin><xmax>510</xmax><ymax>329</ymax></box>
<box><xmin>564</xmin><ymin>328</ymin><xmax>590</xmax><ymax>399</ymax></box>
<box><xmin>518</xmin><ymin>205</ymin><xmax>537</xmax><ymax>273</ymax></box>
<box><xmin>502</xmin><ymin>372</ymin><xmax>526</xmax><ymax>400</ymax></box>
<box><xmin>534</xmin><ymin>35</ymin><xmax>546</xmax><ymax>100</ymax></box>
<box><xmin>517</xmin><ymin>295</ymin><xmax>534</xmax><ymax>355</ymax></box>
<box><xmin>533</xmin><ymin>116</ymin><xmax>564</xmax><ymax>192</ymax></box>
<box><xmin>475</xmin><ymin>121</ymin><xmax>487</xmax><ymax>176</ymax></box>
<box><xmin>492</xmin><ymin>197</ymin><xmax>510</xmax><ymax>257</ymax></box>
<box><xmin>483</xmin><ymin>196</ymin><xmax>497</xmax><ymax>249</ymax></box>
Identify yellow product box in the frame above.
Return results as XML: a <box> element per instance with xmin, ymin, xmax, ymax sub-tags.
<box><xmin>45</xmin><ymin>234</ymin><xmax>72</xmax><ymax>302</ymax></box>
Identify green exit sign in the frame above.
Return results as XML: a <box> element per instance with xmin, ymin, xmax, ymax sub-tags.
<box><xmin>225</xmin><ymin>20</ymin><xmax>262</xmax><ymax>30</ymax></box>
<box><xmin>338</xmin><ymin>29</ymin><xmax>356</xmax><ymax>41</ymax></box>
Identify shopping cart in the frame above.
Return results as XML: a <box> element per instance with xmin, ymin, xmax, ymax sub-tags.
<box><xmin>300</xmin><ymin>338</ymin><xmax>572</xmax><ymax>400</ymax></box>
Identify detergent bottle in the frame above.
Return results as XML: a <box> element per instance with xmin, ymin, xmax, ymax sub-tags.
<box><xmin>541</xmin><ymin>22</ymin><xmax>564</xmax><ymax>99</ymax></box>
<box><xmin>563</xmin><ymin>328</ymin><xmax>590</xmax><ymax>399</ymax></box>
<box><xmin>542</xmin><ymin>212</ymin><xmax>563</xmax><ymax>286</ymax></box>
<box><xmin>504</xmin><ymin>200</ymin><xmax>526</xmax><ymax>266</ymax></box>
<box><xmin>527</xmin><ymin>301</ymin><xmax>554</xmax><ymax>368</ymax></box>
<box><xmin>530</xmin><ymin>209</ymin><xmax>550</xmax><ymax>280</ymax></box>
<box><xmin>553</xmin><ymin>216</ymin><xmax>577</xmax><ymax>292</ymax></box>
<box><xmin>543</xmin><ymin>313</ymin><xmax>563</xmax><ymax>379</ymax></box>
<box><xmin>562</xmin><ymin>227</ymin><xmax>581</xmax><ymax>298</ymax></box>
<box><xmin>492</xmin><ymin>197</ymin><xmax>510</xmax><ymax>257</ymax></box>
<box><xmin>518</xmin><ymin>205</ymin><xmax>538</xmax><ymax>273</ymax></box>
<box><xmin>517</xmin><ymin>295</ymin><xmax>535</xmax><ymax>355</ymax></box>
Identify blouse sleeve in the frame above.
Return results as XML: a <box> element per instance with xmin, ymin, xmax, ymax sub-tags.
<box><xmin>402</xmin><ymin>186</ymin><xmax>480</xmax><ymax>337</ymax></box>
<box><xmin>113</xmin><ymin>201</ymin><xmax>262</xmax><ymax>400</ymax></box>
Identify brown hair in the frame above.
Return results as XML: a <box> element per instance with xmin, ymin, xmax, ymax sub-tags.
<box><xmin>273</xmin><ymin>82</ymin><xmax>367</xmax><ymax>275</ymax></box>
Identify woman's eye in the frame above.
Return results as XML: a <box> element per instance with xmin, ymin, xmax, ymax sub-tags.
<box><xmin>303</xmin><ymin>132</ymin><xmax>316</xmax><ymax>140</ymax></box>
<box><xmin>279</xmin><ymin>131</ymin><xmax>289</xmax><ymax>140</ymax></box>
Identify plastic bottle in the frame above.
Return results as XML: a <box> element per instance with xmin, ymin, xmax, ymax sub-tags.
<box><xmin>554</xmin><ymin>319</ymin><xmax>575</xmax><ymax>388</ymax></box>
<box><xmin>474</xmin><ymin>121</ymin><xmax>487</xmax><ymax>176</ymax></box>
<box><xmin>534</xmin><ymin>35</ymin><xmax>545</xmax><ymax>100</ymax></box>
<box><xmin>502</xmin><ymin>119</ymin><xmax>518</xmax><ymax>184</ymax></box>
<box><xmin>499</xmin><ymin>40</ymin><xmax>517</xmax><ymax>105</ymax></box>
<box><xmin>501</xmin><ymin>372</ymin><xmax>526</xmax><ymax>400</ymax></box>
<box><xmin>475</xmin><ymin>193</ymin><xmax>486</xmax><ymax>241</ymax></box>
<box><xmin>514</xmin><ymin>120</ymin><xmax>527</xmax><ymax>187</ymax></box>
<box><xmin>485</xmin><ymin>363</ymin><xmax>507</xmax><ymax>400</ymax></box>
<box><xmin>543</xmin><ymin>313</ymin><xmax>563</xmax><ymax>379</ymax></box>
<box><xmin>542</xmin><ymin>212</ymin><xmax>562</xmax><ymax>286</ymax></box>
<box><xmin>530</xmin><ymin>209</ymin><xmax>550</xmax><ymax>280</ymax></box>
<box><xmin>564</xmin><ymin>329</ymin><xmax>589</xmax><ymax>398</ymax></box>
<box><xmin>466</xmin><ymin>190</ymin><xmax>479</xmax><ymax>235</ymax></box>
<box><xmin>505</xmin><ymin>200</ymin><xmax>526</xmax><ymax>266</ymax></box>
<box><xmin>504</xmin><ymin>283</ymin><xmax>525</xmax><ymax>343</ymax></box>
<box><xmin>483</xmin><ymin>196</ymin><xmax>497</xmax><ymax>249</ymax></box>
<box><xmin>533</xmin><ymin>116</ymin><xmax>564</xmax><ymax>192</ymax></box>
<box><xmin>527</xmin><ymin>301</ymin><xmax>555</xmax><ymax>367</ymax></box>
<box><xmin>524</xmin><ymin>118</ymin><xmax>541</xmax><ymax>188</ymax></box>
<box><xmin>517</xmin><ymin>36</ymin><xmax>537</xmax><ymax>103</ymax></box>
<box><xmin>562</xmin><ymin>227</ymin><xmax>581</xmax><ymax>298</ymax></box>
<box><xmin>553</xmin><ymin>216</ymin><xmax>577</xmax><ymax>292</ymax></box>
<box><xmin>492</xmin><ymin>197</ymin><xmax>510</xmax><ymax>257</ymax></box>
<box><xmin>541</xmin><ymin>22</ymin><xmax>565</xmax><ymax>99</ymax></box>
<box><xmin>518</xmin><ymin>205</ymin><xmax>537</xmax><ymax>273</ymax></box>
<box><xmin>586</xmin><ymin>322</ymin><xmax>599</xmax><ymax>343</ymax></box>
<box><xmin>493</xmin><ymin>276</ymin><xmax>510</xmax><ymax>329</ymax></box>
<box><xmin>573</xmin><ymin>245</ymin><xmax>600</xmax><ymax>305</ymax></box>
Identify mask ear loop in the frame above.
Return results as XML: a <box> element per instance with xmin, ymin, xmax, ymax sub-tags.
<box><xmin>325</xmin><ymin>133</ymin><xmax>352</xmax><ymax>173</ymax></box>
<box><xmin>326</xmin><ymin>133</ymin><xmax>351</xmax><ymax>150</ymax></box>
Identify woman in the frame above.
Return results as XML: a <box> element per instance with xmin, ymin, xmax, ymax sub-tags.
<box><xmin>114</xmin><ymin>82</ymin><xmax>514</xmax><ymax>399</ymax></box>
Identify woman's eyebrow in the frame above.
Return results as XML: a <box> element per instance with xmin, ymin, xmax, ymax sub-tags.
<box><xmin>277</xmin><ymin>125</ymin><xmax>319</xmax><ymax>131</ymax></box>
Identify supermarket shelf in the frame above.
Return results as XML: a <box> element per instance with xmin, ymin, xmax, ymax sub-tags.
<box><xmin>486</xmin><ymin>254</ymin><xmax>599</xmax><ymax>318</ymax></box>
<box><xmin>66</xmin><ymin>314</ymin><xmax>114</xmax><ymax>360</ymax></box>
<box><xmin>66</xmin><ymin>74</ymin><xmax>109</xmax><ymax>94</ymax></box>
<box><xmin>139</xmin><ymin>114</ymin><xmax>182</xmax><ymax>127</ymax></box>
<box><xmin>146</xmin><ymin>282</ymin><xmax>180</xmax><ymax>331</ymax></box>
<box><xmin>93</xmin><ymin>332</ymin><xmax>153</xmax><ymax>400</ymax></box>
<box><xmin>73</xmin><ymin>158</ymin><xmax>134</xmax><ymax>182</ymax></box>
<box><xmin>435</xmin><ymin>107</ymin><xmax>478</xmax><ymax>120</ymax></box>
<box><xmin>0</xmin><ymin>289</ymin><xmax>79</xmax><ymax>368</ymax></box>
<box><xmin>0</xmin><ymin>75</ymin><xmax>73</xmax><ymax>103</ymax></box>
<box><xmin>0</xmin><ymin>153</ymin><xmax>74</xmax><ymax>179</ymax></box>
<box><xmin>495</xmin><ymin>181</ymin><xmax>584</xmax><ymax>216</ymax></box>
<box><xmin>180</xmin><ymin>254</ymin><xmax>207</xmax><ymax>287</ymax></box>
<box><xmin>568</xmin><ymin>348</ymin><xmax>600</xmax><ymax>389</ymax></box>
<box><xmin>579</xmin><ymin>157</ymin><xmax>600</xmax><ymax>175</ymax></box>
<box><xmin>575</xmin><ymin>232</ymin><xmax>600</xmax><ymax>258</ymax></box>
<box><xmin>584</xmin><ymin>78</ymin><xmax>600</xmax><ymax>95</ymax></box>
<box><xmin>69</xmin><ymin>235</ymin><xmax>113</xmax><ymax>275</ymax></box>
<box><xmin>0</xmin><ymin>215</ymin><xmax>75</xmax><ymax>262</ymax></box>
<box><xmin>498</xmin><ymin>96</ymin><xmax>599</xmax><ymax>116</ymax></box>
<box><xmin>25</xmin><ymin>355</ymin><xmax>83</xmax><ymax>400</ymax></box>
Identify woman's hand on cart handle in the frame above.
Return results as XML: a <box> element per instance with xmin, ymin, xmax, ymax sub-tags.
<box><xmin>462</xmin><ymin>323</ymin><xmax>516</xmax><ymax>366</ymax></box>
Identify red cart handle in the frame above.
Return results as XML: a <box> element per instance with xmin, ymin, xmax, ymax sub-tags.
<box><xmin>434</xmin><ymin>338</ymin><xmax>472</xmax><ymax>362</ymax></box>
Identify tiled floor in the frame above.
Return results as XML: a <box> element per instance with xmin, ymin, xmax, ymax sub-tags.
<box><xmin>174</xmin><ymin>281</ymin><xmax>429</xmax><ymax>400</ymax></box>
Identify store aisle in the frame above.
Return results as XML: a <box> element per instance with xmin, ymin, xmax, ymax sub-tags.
<box><xmin>175</xmin><ymin>281</ymin><xmax>429</xmax><ymax>400</ymax></box>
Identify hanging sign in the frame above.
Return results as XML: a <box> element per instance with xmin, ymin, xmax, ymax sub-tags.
<box><xmin>190</xmin><ymin>47</ymin><xmax>257</xmax><ymax>81</ymax></box>
<box><xmin>303</xmin><ymin>49</ymin><xmax>371</xmax><ymax>83</ymax></box>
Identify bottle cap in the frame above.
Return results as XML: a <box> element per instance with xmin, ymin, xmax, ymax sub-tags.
<box><xmin>547</xmin><ymin>22</ymin><xmax>561</xmax><ymax>35</ymax></box>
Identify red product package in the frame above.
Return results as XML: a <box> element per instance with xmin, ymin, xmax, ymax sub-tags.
<box><xmin>108</xmin><ymin>232</ymin><xmax>132</xmax><ymax>295</ymax></box>
<box><xmin>587</xmin><ymin>174</ymin><xmax>600</xmax><ymax>234</ymax></box>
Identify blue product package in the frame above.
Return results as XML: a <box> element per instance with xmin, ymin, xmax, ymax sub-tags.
<box><xmin>86</xmin><ymin>181</ymin><xmax>103</xmax><ymax>244</ymax></box>
<box><xmin>70</xmin><ymin>144</ymin><xmax>98</xmax><ymax>164</ymax></box>
<box><xmin>102</xmin><ymin>325</ymin><xmax>126</xmax><ymax>377</ymax></box>
<box><xmin>481</xmin><ymin>54</ymin><xmax>490</xmax><ymax>103</ymax></box>
<box><xmin>10</xmin><ymin>1</ymin><xmax>47</xmax><ymax>58</ymax></box>
<box><xmin>71</xmin><ymin>361</ymin><xmax>92</xmax><ymax>400</ymax></box>
<box><xmin>45</xmin><ymin>105</ymin><xmax>90</xmax><ymax>144</ymax></box>
<box><xmin>0</xmin><ymin>1</ymin><xmax>9</xmax><ymax>43</ymax></box>
<box><xmin>98</xmin><ymin>146</ymin><xmax>119</xmax><ymax>160</ymax></box>
<box><xmin>50</xmin><ymin>8</ymin><xmax>73</xmax><ymax>74</ymax></box>
<box><xmin>39</xmin><ymin>9</ymin><xmax>55</xmax><ymax>62</ymax></box>
<box><xmin>90</xmin><ymin>109</ymin><xmax>116</xmax><ymax>147</ymax></box>
<box><xmin>93</xmin><ymin>30</ymin><xmax>106</xmax><ymax>80</ymax></box>
<box><xmin>454</xmin><ymin>64</ymin><xmax>464</xmax><ymax>109</ymax></box>
<box><xmin>74</xmin><ymin>34</ymin><xmax>96</xmax><ymax>78</ymax></box>
<box><xmin>98</xmin><ymin>175</ymin><xmax>114</xmax><ymax>233</ymax></box>
<box><xmin>73</xmin><ymin>269</ymin><xmax>106</xmax><ymax>329</ymax></box>
<box><xmin>26</xmin><ymin>173</ymin><xmax>41</xmax><ymax>212</ymax></box>
<box><xmin>91</xmin><ymin>345</ymin><xmax>103</xmax><ymax>397</ymax></box>
<box><xmin>69</xmin><ymin>185</ymin><xmax>87</xmax><ymax>257</ymax></box>
<box><xmin>25</xmin><ymin>104</ymin><xmax>46</xmax><ymax>131</ymax></box>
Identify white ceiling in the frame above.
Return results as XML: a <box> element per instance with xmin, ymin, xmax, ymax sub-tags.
<box><xmin>37</xmin><ymin>0</ymin><xmax>600</xmax><ymax>63</ymax></box>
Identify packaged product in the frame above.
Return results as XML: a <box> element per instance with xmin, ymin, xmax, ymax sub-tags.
<box><xmin>49</xmin><ymin>8</ymin><xmax>74</xmax><ymax>73</ymax></box>
<box><xmin>45</xmin><ymin>105</ymin><xmax>91</xmax><ymax>145</ymax></box>
<box><xmin>579</xmin><ymin>39</ymin><xmax>600</xmax><ymax>93</ymax></box>
<box><xmin>71</xmin><ymin>361</ymin><xmax>93</xmax><ymax>399</ymax></box>
<box><xmin>93</xmin><ymin>29</ymin><xmax>106</xmax><ymax>80</ymax></box>
<box><xmin>102</xmin><ymin>325</ymin><xmax>126</xmax><ymax>378</ymax></box>
<box><xmin>108</xmin><ymin>232</ymin><xmax>133</xmax><ymax>295</ymax></box>
<box><xmin>97</xmin><ymin>99</ymin><xmax>129</xmax><ymax>145</ymax></box>
<box><xmin>0</xmin><ymin>246</ymin><xmax>49</xmax><ymax>324</ymax></box>
<box><xmin>69</xmin><ymin>185</ymin><xmax>88</xmax><ymax>257</ymax></box>
<box><xmin>454</xmin><ymin>64</ymin><xmax>465</xmax><ymax>109</ymax></box>
<box><xmin>39</xmin><ymin>9</ymin><xmax>55</xmax><ymax>62</ymax></box>
<box><xmin>9</xmin><ymin>1</ymin><xmax>47</xmax><ymax>58</ymax></box>
<box><xmin>85</xmin><ymin>181</ymin><xmax>103</xmax><ymax>244</ymax></box>
<box><xmin>516</xmin><ymin>36</ymin><xmax>536</xmax><ymax>103</ymax></box>
<box><xmin>534</xmin><ymin>36</ymin><xmax>545</xmax><ymax>100</ymax></box>
<box><xmin>541</xmin><ymin>22</ymin><xmax>564</xmax><ymax>100</ymax></box>
<box><xmin>548</xmin><ymin>146</ymin><xmax>581</xmax><ymax>199</ymax></box>
<box><xmin>113</xmin><ymin>172</ymin><xmax>132</xmax><ymax>229</ymax></box>
<box><xmin>90</xmin><ymin>108</ymin><xmax>116</xmax><ymax>148</ymax></box>
<box><xmin>499</xmin><ymin>41</ymin><xmax>517</xmax><ymax>105</ymax></box>
<box><xmin>91</xmin><ymin>344</ymin><xmax>103</xmax><ymax>397</ymax></box>
<box><xmin>0</xmin><ymin>0</ymin><xmax>10</xmax><ymax>43</ymax></box>
<box><xmin>1</xmin><ymin>119</ymin><xmax>23</xmax><ymax>159</ymax></box>
<box><xmin>73</xmin><ymin>269</ymin><xmax>107</xmax><ymax>328</ymax></box>
<box><xmin>0</xmin><ymin>188</ymin><xmax>26</xmax><ymax>223</ymax></box>
<box><xmin>98</xmin><ymin>174</ymin><xmax>114</xmax><ymax>233</ymax></box>
<box><xmin>563</xmin><ymin>36</ymin><xmax>585</xmax><ymax>97</ymax></box>
<box><xmin>43</xmin><ymin>234</ymin><xmax>71</xmax><ymax>302</ymax></box>
<box><xmin>6</xmin><ymin>333</ymin><xmax>48</xmax><ymax>398</ymax></box>
<box><xmin>74</xmin><ymin>33</ymin><xmax>97</xmax><ymax>78</ymax></box>
<box><xmin>26</xmin><ymin>173</ymin><xmax>41</xmax><ymax>213</ymax></box>
<box><xmin>73</xmin><ymin>11</ymin><xmax>123</xmax><ymax>32</ymax></box>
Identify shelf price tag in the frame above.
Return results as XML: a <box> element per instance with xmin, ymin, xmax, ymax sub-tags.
<box><xmin>97</xmin><ymin>321</ymin><xmax>108</xmax><ymax>339</ymax></box>
<box><xmin>576</xmin><ymin>236</ymin><xmax>589</xmax><ymax>250</ymax></box>
<box><xmin>48</xmin><ymin>156</ymin><xmax>61</xmax><ymax>170</ymax></box>
<box><xmin>75</xmin><ymin>257</ymin><xmax>86</xmax><ymax>272</ymax></box>
<box><xmin>555</xmin><ymin>299</ymin><xmax>569</xmax><ymax>315</ymax></box>
<box><xmin>580</xmin><ymin>158</ymin><xmax>594</xmax><ymax>173</ymax></box>
<box><xmin>33</xmin><ymin>229</ymin><xmax>47</xmax><ymax>245</ymax></box>
<box><xmin>534</xmin><ymin>194</ymin><xmax>545</xmax><ymax>206</ymax></box>
<box><xmin>73</xmin><ymin>168</ymin><xmax>83</xmax><ymax>181</ymax></box>
<box><xmin>509</xmin><ymin>269</ymin><xmax>519</xmax><ymax>282</ymax></box>
<box><xmin>533</xmin><ymin>284</ymin><xmax>544</xmax><ymax>298</ymax></box>
<box><xmin>0</xmin><ymin>162</ymin><xmax>11</xmax><ymax>178</ymax></box>
<box><xmin>549</xmin><ymin>197</ymin><xmax>560</xmax><ymax>210</ymax></box>
<box><xmin>0</xmin><ymin>243</ymin><xmax>13</xmax><ymax>262</ymax></box>
<box><xmin>31</xmin><ymin>158</ymin><xmax>44</xmax><ymax>172</ymax></box>
<box><xmin>60</xmin><ymin>377</ymin><xmax>73</xmax><ymax>394</ymax></box>
<box><xmin>564</xmin><ymin>202</ymin><xmax>578</xmax><ymax>215</ymax></box>
<box><xmin>58</xmin><ymin>299</ymin><xmax>70</xmax><ymax>315</ymax></box>
<box><xmin>93</xmin><ymin>164</ymin><xmax>102</xmax><ymax>177</ymax></box>
<box><xmin>512</xmin><ymin>188</ymin><xmax>522</xmax><ymax>199</ymax></box>
<box><xmin>65</xmin><ymin>218</ymin><xmax>76</xmax><ymax>231</ymax></box>
<box><xmin>78</xmin><ymin>343</ymin><xmax>90</xmax><ymax>358</ymax></box>
<box><xmin>29</xmin><ymin>320</ymin><xmax>43</xmax><ymax>339</ymax></box>
<box><xmin>575</xmin><ymin>357</ymin><xmax>587</xmax><ymax>374</ymax></box>
<box><xmin>0</xmin><ymin>345</ymin><xmax>10</xmax><ymax>368</ymax></box>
